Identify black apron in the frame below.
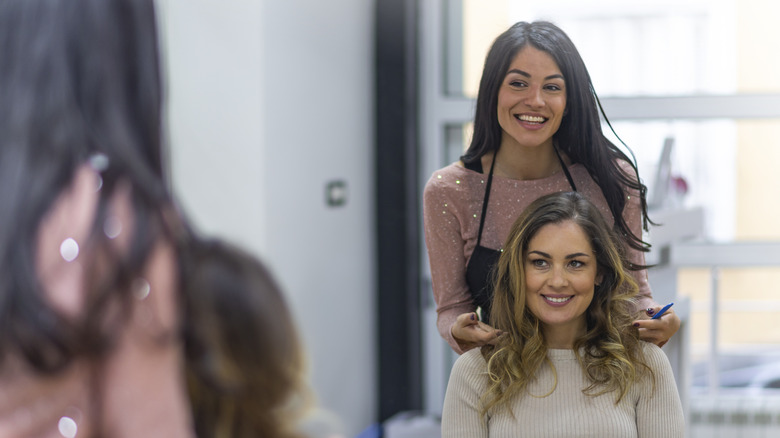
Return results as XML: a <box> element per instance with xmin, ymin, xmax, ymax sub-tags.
<box><xmin>464</xmin><ymin>149</ymin><xmax>577</xmax><ymax>324</ymax></box>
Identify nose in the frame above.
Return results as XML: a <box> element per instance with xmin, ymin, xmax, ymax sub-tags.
<box><xmin>523</xmin><ymin>87</ymin><xmax>544</xmax><ymax>108</ymax></box>
<box><xmin>548</xmin><ymin>266</ymin><xmax>568</xmax><ymax>288</ymax></box>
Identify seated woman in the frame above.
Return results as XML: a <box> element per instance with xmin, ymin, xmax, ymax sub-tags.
<box><xmin>441</xmin><ymin>191</ymin><xmax>684</xmax><ymax>437</ymax></box>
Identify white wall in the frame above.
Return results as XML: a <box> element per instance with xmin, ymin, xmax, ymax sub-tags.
<box><xmin>159</xmin><ymin>0</ymin><xmax>267</xmax><ymax>251</ymax></box>
<box><xmin>158</xmin><ymin>0</ymin><xmax>376</xmax><ymax>435</ymax></box>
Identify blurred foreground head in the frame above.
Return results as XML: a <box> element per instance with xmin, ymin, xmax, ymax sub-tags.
<box><xmin>0</xmin><ymin>1</ymin><xmax>309</xmax><ymax>436</ymax></box>
<box><xmin>0</xmin><ymin>0</ymin><xmax>170</xmax><ymax>371</ymax></box>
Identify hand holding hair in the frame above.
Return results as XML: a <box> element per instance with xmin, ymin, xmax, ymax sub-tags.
<box><xmin>451</xmin><ymin>312</ymin><xmax>503</xmax><ymax>351</ymax></box>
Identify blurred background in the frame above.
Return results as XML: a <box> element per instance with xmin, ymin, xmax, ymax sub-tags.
<box><xmin>156</xmin><ymin>0</ymin><xmax>780</xmax><ymax>436</ymax></box>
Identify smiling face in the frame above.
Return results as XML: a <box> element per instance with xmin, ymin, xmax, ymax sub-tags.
<box><xmin>523</xmin><ymin>220</ymin><xmax>601</xmax><ymax>348</ymax></box>
<box><xmin>496</xmin><ymin>45</ymin><xmax>566</xmax><ymax>152</ymax></box>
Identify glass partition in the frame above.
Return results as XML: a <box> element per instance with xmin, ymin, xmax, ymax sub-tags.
<box><xmin>447</xmin><ymin>0</ymin><xmax>780</xmax><ymax>99</ymax></box>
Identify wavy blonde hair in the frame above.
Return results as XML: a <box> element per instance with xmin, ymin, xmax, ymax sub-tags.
<box><xmin>480</xmin><ymin>191</ymin><xmax>653</xmax><ymax>415</ymax></box>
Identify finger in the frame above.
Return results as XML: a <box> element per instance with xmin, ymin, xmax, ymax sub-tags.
<box><xmin>460</xmin><ymin>321</ymin><xmax>501</xmax><ymax>343</ymax></box>
<box><xmin>486</xmin><ymin>330</ymin><xmax>505</xmax><ymax>346</ymax></box>
<box><xmin>633</xmin><ymin>317</ymin><xmax>666</xmax><ymax>330</ymax></box>
<box><xmin>633</xmin><ymin>319</ymin><xmax>652</xmax><ymax>329</ymax></box>
<box><xmin>636</xmin><ymin>323</ymin><xmax>671</xmax><ymax>343</ymax></box>
<box><xmin>471</xmin><ymin>326</ymin><xmax>500</xmax><ymax>342</ymax></box>
<box><xmin>645</xmin><ymin>306</ymin><xmax>661</xmax><ymax>317</ymax></box>
<box><xmin>635</xmin><ymin>321</ymin><xmax>662</xmax><ymax>338</ymax></box>
<box><xmin>456</xmin><ymin>312</ymin><xmax>480</xmax><ymax>328</ymax></box>
<box><xmin>476</xmin><ymin>320</ymin><xmax>497</xmax><ymax>333</ymax></box>
<box><xmin>453</xmin><ymin>315</ymin><xmax>497</xmax><ymax>346</ymax></box>
<box><xmin>636</xmin><ymin>328</ymin><xmax>662</xmax><ymax>344</ymax></box>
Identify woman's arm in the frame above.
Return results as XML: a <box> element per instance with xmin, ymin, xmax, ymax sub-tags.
<box><xmin>423</xmin><ymin>174</ymin><xmax>478</xmax><ymax>353</ymax></box>
<box><xmin>620</xmin><ymin>165</ymin><xmax>680</xmax><ymax>346</ymax></box>
<box><xmin>441</xmin><ymin>351</ymin><xmax>490</xmax><ymax>438</ymax></box>
<box><xmin>620</xmin><ymin>174</ymin><xmax>655</xmax><ymax>310</ymax></box>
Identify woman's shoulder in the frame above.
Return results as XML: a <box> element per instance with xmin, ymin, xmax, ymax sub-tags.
<box><xmin>426</xmin><ymin>162</ymin><xmax>470</xmax><ymax>183</ymax></box>
<box><xmin>615</xmin><ymin>158</ymin><xmax>640</xmax><ymax>183</ymax></box>
<box><xmin>569</xmin><ymin>158</ymin><xmax>640</xmax><ymax>207</ymax></box>
<box><xmin>638</xmin><ymin>341</ymin><xmax>673</xmax><ymax>370</ymax></box>
<box><xmin>569</xmin><ymin>157</ymin><xmax>635</xmax><ymax>177</ymax></box>
<box><xmin>448</xmin><ymin>348</ymin><xmax>489</xmax><ymax>390</ymax></box>
<box><xmin>638</xmin><ymin>340</ymin><xmax>662</xmax><ymax>354</ymax></box>
<box><xmin>423</xmin><ymin>162</ymin><xmax>481</xmax><ymax>197</ymax></box>
<box><xmin>453</xmin><ymin>347</ymin><xmax>488</xmax><ymax>372</ymax></box>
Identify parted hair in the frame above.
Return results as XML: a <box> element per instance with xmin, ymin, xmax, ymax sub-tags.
<box><xmin>481</xmin><ymin>191</ymin><xmax>653</xmax><ymax>415</ymax></box>
<box><xmin>461</xmin><ymin>20</ymin><xmax>652</xmax><ymax>256</ymax></box>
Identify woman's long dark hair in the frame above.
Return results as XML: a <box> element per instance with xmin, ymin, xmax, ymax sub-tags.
<box><xmin>461</xmin><ymin>21</ymin><xmax>652</xmax><ymax>254</ymax></box>
<box><xmin>0</xmin><ymin>0</ymin><xmax>169</xmax><ymax>371</ymax></box>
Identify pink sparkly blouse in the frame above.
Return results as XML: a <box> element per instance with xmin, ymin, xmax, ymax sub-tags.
<box><xmin>0</xmin><ymin>165</ymin><xmax>194</xmax><ymax>437</ymax></box>
<box><xmin>423</xmin><ymin>161</ymin><xmax>654</xmax><ymax>354</ymax></box>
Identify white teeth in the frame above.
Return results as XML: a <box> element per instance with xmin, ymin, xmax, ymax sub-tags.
<box><xmin>517</xmin><ymin>115</ymin><xmax>546</xmax><ymax>123</ymax></box>
<box><xmin>544</xmin><ymin>296</ymin><xmax>572</xmax><ymax>303</ymax></box>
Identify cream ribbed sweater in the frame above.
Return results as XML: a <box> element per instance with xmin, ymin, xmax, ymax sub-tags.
<box><xmin>441</xmin><ymin>342</ymin><xmax>684</xmax><ymax>437</ymax></box>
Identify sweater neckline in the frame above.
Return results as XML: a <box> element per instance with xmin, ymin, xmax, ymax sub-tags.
<box><xmin>456</xmin><ymin>161</ymin><xmax>582</xmax><ymax>184</ymax></box>
<box><xmin>547</xmin><ymin>348</ymin><xmax>579</xmax><ymax>361</ymax></box>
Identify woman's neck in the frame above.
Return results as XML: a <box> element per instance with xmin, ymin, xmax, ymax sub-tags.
<box><xmin>542</xmin><ymin>320</ymin><xmax>586</xmax><ymax>349</ymax></box>
<box><xmin>488</xmin><ymin>143</ymin><xmax>563</xmax><ymax>181</ymax></box>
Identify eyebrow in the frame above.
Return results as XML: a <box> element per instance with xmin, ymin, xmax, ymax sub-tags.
<box><xmin>506</xmin><ymin>69</ymin><xmax>564</xmax><ymax>81</ymax></box>
<box><xmin>527</xmin><ymin>250</ymin><xmax>590</xmax><ymax>259</ymax></box>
